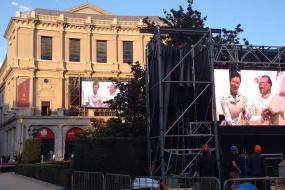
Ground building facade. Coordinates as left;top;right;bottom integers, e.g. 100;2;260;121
0;3;159;160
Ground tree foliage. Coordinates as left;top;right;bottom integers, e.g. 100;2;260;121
213;24;249;45
21;139;41;163
85;61;146;137
107;61;146;125
161;0;207;47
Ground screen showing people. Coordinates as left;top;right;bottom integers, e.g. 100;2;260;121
81;80;119;108
215;69;285;126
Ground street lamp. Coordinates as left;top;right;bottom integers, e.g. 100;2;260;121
28;127;38;137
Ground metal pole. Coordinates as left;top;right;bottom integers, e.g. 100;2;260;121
208;29;222;180
145;44;152;175
156;27;165;178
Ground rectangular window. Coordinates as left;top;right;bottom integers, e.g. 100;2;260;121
123;41;133;64
96;40;107;63
41;36;52;60
41;101;51;116
69;38;80;62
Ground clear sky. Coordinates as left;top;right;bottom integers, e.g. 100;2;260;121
1;0;285;64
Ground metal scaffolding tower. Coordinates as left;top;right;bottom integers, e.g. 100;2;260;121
144;27;221;178
144;27;285;179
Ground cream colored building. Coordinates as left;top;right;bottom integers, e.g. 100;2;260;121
0;3;159;161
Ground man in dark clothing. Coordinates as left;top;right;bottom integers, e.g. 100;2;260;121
198;144;216;177
248;144;266;190
196;144;218;190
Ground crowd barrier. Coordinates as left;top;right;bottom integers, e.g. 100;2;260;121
72;171;105;190
71;171;221;190
105;173;132;190
163;176;220;190
71;171;285;190
223;176;285;190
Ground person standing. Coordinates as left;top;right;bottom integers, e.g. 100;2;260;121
221;71;251;125
197;144;218;190
248;145;266;190
198;144;216;177
227;146;242;189
228;145;242;178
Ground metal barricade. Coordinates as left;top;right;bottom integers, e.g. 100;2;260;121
223;176;285;190
105;173;132;190
72;171;105;190
164;176;221;190
71;172;221;190
132;176;220;190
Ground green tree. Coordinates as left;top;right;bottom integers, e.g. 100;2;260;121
21;139;41;163
107;61;146;133
161;0;207;47
213;24;249;45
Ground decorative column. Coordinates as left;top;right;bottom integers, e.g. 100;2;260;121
112;23;119;74
58;71;65;112
11;127;16;158
4;130;8;156
14;27;19;65
55;125;64;160
32;71;37;110
8;129;12;158
15;121;22;155
31;12;37;66
141;35;145;65
58;15;66;112
58;14;65;70
85;16;93;73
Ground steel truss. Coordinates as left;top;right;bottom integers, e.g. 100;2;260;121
214;44;285;68
144;27;285;179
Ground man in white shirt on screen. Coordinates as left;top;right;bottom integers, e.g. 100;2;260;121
86;81;104;107
249;75;274;125
268;71;285;125
107;83;118;100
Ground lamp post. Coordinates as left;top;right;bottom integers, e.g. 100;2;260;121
28;127;38;138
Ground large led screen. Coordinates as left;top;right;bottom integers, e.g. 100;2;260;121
214;69;285;126
81;80;120;108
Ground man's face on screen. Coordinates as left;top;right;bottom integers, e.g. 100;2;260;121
259;77;271;95
93;84;99;95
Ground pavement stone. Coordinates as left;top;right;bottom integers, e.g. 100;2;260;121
0;172;65;190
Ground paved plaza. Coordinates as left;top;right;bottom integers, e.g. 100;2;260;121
0;172;65;190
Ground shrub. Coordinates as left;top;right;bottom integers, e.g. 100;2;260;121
21;139;41;163
73;137;147;176
15;163;71;188
0;165;15;173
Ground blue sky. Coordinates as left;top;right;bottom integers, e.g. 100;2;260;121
1;0;285;64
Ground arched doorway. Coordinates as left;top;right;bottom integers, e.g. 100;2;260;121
33;127;54;160
65;127;82;160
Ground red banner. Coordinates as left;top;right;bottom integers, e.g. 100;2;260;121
16;78;30;107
